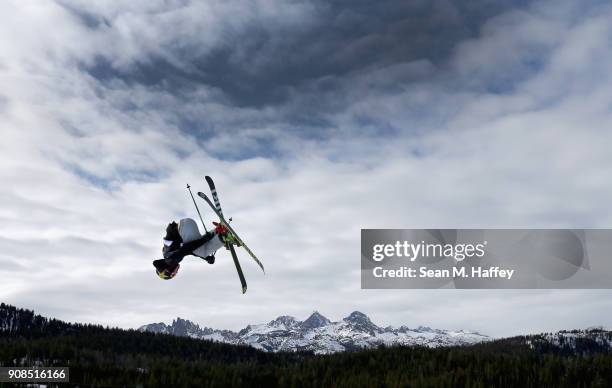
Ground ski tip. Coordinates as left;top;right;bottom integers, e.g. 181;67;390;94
242;286;247;294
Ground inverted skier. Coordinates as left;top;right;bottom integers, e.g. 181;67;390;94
153;218;239;280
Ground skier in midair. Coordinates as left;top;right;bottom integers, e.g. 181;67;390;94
153;218;238;280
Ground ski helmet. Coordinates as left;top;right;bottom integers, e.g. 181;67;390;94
155;261;180;280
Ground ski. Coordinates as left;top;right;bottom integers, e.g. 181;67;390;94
229;245;247;294
204;176;247;294
205;176;223;217
198;191;265;273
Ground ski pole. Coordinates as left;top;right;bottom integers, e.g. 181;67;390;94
186;183;208;232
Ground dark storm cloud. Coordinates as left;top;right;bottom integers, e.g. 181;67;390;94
72;0;534;109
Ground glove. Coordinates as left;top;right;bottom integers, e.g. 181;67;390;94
213;221;228;235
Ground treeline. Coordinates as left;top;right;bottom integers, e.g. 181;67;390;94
1;303;611;387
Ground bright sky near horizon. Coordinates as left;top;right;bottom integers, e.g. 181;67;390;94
1;0;612;336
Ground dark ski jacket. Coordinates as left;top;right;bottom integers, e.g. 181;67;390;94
163;232;215;263
154;222;216;273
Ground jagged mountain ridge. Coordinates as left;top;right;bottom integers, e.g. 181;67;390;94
1;303;610;358
139;310;489;354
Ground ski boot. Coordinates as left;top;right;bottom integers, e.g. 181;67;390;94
213;222;241;249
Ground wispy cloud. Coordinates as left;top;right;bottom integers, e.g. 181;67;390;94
0;0;611;336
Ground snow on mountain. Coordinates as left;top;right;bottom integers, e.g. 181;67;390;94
2;303;609;356
526;329;612;353
139;318;236;342
138;311;489;354
300;311;331;330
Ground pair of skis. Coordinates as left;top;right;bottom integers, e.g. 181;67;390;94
199;176;264;294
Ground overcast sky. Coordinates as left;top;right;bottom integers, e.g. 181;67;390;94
1;0;612;337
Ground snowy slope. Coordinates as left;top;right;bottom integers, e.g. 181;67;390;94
525;328;612;354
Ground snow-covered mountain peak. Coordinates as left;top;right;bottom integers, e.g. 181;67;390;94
269;315;298;328
344;311;372;324
300;311;331;330
170;317;202;336
343;311;380;334
139;322;169;334
413;325;445;334
139;311;491;354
